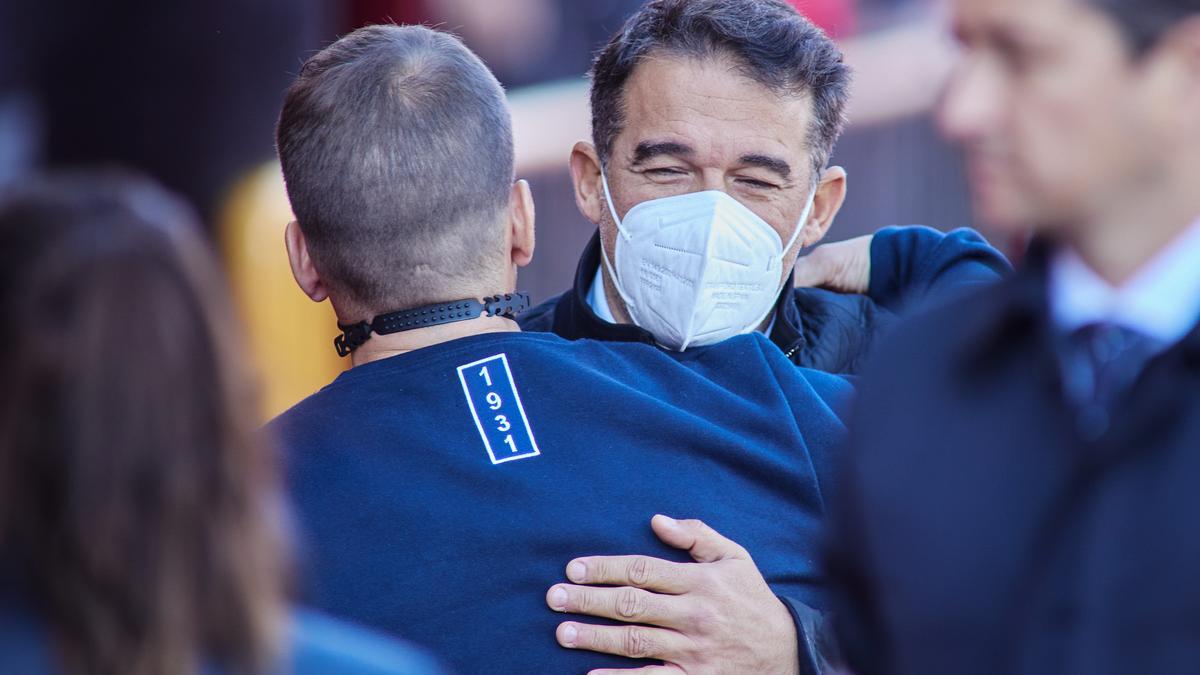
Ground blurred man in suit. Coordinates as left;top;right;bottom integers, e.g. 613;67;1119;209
828;0;1200;672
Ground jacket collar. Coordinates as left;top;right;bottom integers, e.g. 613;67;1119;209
961;239;1200;374
553;231;805;356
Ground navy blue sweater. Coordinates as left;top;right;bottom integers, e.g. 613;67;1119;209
520;226;1011;374
274;332;852;674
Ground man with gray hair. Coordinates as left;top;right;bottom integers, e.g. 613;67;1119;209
273;23;858;674
535;1;1006;671
520;0;1010;372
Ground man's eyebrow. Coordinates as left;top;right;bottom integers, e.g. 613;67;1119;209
632;141;694;165
739;153;792;181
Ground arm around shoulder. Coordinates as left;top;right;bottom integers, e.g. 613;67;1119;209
867;225;1012;311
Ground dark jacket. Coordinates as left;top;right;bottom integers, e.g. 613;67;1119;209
827;246;1200;675
520;226;1011;374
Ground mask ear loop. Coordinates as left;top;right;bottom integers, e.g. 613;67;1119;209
743;188;818;336
781;190;816;261
597;168;639;312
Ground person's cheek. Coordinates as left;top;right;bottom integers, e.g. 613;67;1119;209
766;193;804;233
1008;89;1065;206
1029;89;1104;215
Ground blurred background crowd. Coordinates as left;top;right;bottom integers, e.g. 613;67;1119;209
0;0;990;417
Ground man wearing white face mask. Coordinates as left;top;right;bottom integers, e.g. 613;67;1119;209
596;171;817;351
531;0;1010;672
520;0;1011;370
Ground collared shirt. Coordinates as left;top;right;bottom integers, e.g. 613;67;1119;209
1050;216;1200;349
587;266;778;338
587;266;618;324
826;241;1200;675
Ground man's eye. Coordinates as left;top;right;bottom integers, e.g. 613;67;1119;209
738;178;778;190
994;38;1035;74
646;168;687;176
999;47;1025;69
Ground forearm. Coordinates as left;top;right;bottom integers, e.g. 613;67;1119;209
867;225;1011;311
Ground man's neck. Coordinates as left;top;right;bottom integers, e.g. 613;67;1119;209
350;315;521;367
1067;166;1200;286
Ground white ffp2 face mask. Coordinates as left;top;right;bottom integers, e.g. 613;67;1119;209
598;172;815;351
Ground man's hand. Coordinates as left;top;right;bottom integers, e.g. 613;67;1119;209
793;235;873;294
545;515;800;675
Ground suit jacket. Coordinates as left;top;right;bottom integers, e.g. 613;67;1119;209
827;246;1200;675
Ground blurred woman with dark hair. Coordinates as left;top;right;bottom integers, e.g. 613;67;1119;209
0;170;440;675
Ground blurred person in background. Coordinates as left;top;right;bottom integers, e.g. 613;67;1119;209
358;0;854;89
273;23;867;674
0;171;441;675
3;0;330;223
826;0;1200;672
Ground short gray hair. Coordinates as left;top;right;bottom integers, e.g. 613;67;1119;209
276;25;514;313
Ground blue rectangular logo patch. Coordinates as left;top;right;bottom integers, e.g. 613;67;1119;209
456;353;540;465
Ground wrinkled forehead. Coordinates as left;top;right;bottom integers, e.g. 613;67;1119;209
619;53;818;172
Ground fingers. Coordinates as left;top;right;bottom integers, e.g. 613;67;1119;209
792;246;834;288
565;554;692;594
546;583;693;627
790;236;872;293
556;621;693;661
650;515;750;563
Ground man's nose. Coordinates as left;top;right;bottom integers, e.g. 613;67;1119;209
938;57;1001;145
698;169;725;193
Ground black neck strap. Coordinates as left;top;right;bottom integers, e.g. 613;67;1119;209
334;292;531;357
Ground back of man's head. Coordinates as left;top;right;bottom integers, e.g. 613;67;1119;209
277;25;514;315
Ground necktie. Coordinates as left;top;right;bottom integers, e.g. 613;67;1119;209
1061;323;1163;439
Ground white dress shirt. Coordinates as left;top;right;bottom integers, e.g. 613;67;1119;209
1050;216;1200;350
588;266;619;324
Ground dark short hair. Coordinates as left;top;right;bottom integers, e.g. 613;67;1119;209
277;25;514;314
590;0;851;176
0;170;286;675
1090;0;1200;53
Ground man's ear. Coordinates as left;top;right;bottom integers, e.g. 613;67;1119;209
509;179;536;268
284;220;329;302
1159;17;1200;120
800;166;848;248
569;141;605;226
